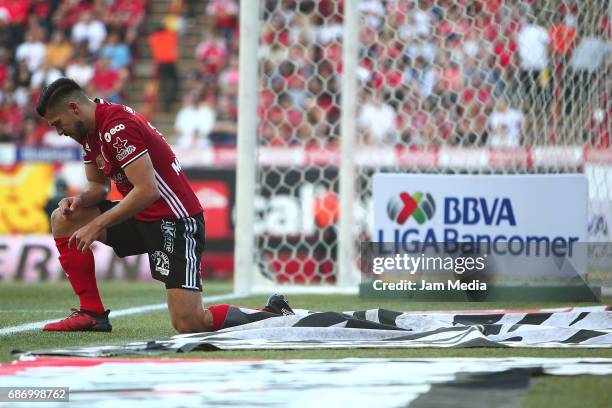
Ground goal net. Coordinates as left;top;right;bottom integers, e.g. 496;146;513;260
236;0;611;294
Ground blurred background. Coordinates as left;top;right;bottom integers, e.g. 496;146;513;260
0;0;609;285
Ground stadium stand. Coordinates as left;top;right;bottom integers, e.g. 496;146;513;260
0;1;607;149
172;0;610;149
0;0;146;145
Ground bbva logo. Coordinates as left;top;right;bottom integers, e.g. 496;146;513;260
387;192;435;225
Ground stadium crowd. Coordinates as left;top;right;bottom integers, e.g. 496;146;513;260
0;0;145;145
0;0;607;149
176;0;609;149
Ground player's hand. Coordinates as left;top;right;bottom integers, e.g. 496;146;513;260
68;221;103;253
58;196;82;218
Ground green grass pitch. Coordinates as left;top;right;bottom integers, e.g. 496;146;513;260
0;281;611;407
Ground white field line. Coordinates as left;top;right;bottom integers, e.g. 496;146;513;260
0;310;67;313
0;293;241;337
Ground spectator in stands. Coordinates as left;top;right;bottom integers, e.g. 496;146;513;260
174;93;201;147
0;48;9;89
175;93;215;148
149;23;179;112
358;90;396;145
548;11;576;58
405;35;437;64
13;60;32;102
219;55;239;95
54;0;94;31
89;56;125;103
99;31;131;70
24;116;48;145
488;98;523;147
0;0;29;48
404;55;435;98
45;30;73;70
15;30;46;73
106;0;146;46
439;59;463;94
0;93;22;142
567;33;611;115
209;94;237;144
30;62;62;89
453;116;487;147
0;120;9;142
516;15;550;102
195;28;228;78
65;48;94;88
30;0;54;38
585;104;610;149
206;0;238;40
412;0;433;37
359;0;385;30
71;10;106;54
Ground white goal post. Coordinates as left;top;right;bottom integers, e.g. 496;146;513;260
235;0;362;295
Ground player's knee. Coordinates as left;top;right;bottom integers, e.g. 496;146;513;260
171;311;213;334
50;208;68;237
172;318;202;334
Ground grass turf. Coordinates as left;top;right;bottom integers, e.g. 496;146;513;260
1;281;611;361
0;281;610;407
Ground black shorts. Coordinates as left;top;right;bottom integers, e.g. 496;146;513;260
98;200;205;291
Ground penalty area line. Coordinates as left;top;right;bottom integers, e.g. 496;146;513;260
0;293;242;337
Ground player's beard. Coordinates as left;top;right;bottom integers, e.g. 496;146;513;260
73;120;88;143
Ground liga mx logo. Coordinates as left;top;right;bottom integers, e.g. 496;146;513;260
387;192;436;225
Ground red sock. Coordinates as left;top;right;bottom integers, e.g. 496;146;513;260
55;237;105;314
207;305;266;331
207;304;230;331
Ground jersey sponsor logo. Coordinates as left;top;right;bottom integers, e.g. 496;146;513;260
113;137;137;161
104;123;125;142
171;157;182;175
123;105;135;114
161;220;176;253
151;251;170;276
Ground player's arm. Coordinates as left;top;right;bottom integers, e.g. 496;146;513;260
68;153;160;252
59;164;109;216
90;153;160;229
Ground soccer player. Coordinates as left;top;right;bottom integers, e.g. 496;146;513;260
36;78;293;333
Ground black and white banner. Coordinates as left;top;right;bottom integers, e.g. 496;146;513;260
20;306;612;358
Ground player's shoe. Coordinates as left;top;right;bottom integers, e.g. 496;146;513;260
263;294;295;315
43;308;112;332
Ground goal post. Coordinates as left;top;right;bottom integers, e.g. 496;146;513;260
234;0;260;296
337;0;360;289
235;0;362;295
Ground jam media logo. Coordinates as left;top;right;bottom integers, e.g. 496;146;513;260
387;192;435;225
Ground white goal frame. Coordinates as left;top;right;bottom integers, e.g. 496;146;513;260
234;0;361;295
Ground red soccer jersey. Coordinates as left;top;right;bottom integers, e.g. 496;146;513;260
82;99;203;221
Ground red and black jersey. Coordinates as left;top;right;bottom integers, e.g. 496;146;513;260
82;98;203;221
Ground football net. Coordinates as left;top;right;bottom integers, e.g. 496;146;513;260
235;0;611;294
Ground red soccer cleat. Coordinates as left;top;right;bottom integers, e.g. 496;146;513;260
43;308;112;332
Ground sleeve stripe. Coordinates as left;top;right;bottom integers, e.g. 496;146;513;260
84;160;93;164
120;149;149;169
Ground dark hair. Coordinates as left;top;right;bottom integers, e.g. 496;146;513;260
36;77;84;117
